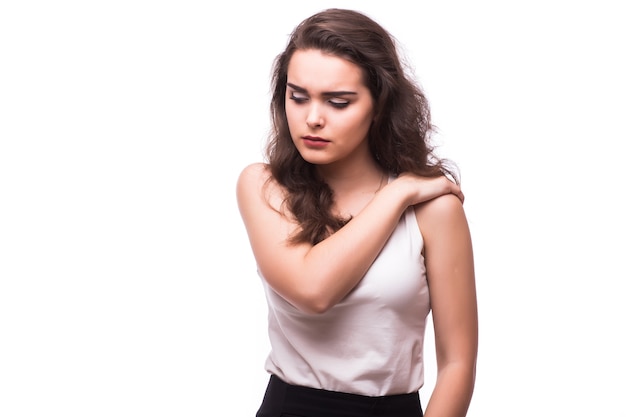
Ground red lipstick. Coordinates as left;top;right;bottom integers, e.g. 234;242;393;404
302;135;330;148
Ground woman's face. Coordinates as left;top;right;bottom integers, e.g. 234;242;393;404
285;49;375;167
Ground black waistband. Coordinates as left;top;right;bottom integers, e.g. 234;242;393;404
256;375;423;417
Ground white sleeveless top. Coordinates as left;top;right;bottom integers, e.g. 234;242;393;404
259;207;429;397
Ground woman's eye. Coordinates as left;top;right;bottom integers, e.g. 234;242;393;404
289;93;308;103
329;99;349;109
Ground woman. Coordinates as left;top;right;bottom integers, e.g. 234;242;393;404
237;8;477;417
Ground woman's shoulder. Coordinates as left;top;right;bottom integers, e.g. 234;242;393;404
238;162;269;179
415;193;464;217
414;193;467;236
236;162;285;211
412;192;471;258
237;162;270;191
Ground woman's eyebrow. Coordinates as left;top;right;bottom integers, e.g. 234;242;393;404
286;82;357;97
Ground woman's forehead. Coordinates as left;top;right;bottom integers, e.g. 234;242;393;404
286;49;366;92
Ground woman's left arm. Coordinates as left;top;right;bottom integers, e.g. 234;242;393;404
415;194;478;417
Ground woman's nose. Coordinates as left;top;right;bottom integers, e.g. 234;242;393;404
306;103;324;128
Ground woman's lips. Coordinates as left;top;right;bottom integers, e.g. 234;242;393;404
302;136;330;148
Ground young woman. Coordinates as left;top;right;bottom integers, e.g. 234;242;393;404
237;8;478;417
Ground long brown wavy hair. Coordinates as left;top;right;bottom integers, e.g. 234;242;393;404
266;8;458;245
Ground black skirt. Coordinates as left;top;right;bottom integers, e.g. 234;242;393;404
256;375;423;417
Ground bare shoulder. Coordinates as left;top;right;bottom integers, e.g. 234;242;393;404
237;162;270;188
236;162;274;200
236;162;268;208
236;162;286;215
414;193;468;238
415;193;465;219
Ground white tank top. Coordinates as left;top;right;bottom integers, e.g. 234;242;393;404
259;207;429;397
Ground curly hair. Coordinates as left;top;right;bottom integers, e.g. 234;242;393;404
266;8;458;244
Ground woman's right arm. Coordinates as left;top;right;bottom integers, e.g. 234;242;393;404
236;163;461;314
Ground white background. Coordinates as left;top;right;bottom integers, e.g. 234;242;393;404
1;1;625;416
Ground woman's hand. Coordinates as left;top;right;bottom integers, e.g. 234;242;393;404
393;173;464;207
